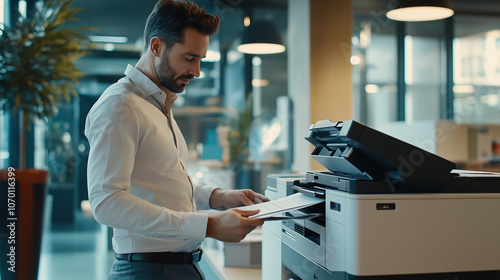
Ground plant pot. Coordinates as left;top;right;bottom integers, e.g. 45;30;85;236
0;169;49;280
49;182;75;224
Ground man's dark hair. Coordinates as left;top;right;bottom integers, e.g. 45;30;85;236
143;0;220;52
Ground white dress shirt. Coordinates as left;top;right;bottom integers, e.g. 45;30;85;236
85;64;217;254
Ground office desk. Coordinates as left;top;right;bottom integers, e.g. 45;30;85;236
200;238;261;280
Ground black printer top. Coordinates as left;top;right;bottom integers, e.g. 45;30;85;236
305;120;458;191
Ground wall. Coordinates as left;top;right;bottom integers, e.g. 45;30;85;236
310;0;353;123
289;0;353;172
288;0;311;172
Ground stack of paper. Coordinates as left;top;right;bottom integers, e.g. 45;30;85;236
235;193;324;219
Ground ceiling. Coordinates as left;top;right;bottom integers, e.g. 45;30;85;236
67;0;288;52
354;0;500;16
66;0;500;53
53;0;500;101
353;0;500;38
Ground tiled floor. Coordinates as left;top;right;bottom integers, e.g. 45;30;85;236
39;211;114;280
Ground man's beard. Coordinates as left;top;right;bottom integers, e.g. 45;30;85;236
156;55;194;93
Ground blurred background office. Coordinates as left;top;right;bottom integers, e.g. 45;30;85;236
1;0;500;279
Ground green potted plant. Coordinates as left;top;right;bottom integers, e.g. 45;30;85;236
0;0;93;279
227;94;254;168
226;94;257;189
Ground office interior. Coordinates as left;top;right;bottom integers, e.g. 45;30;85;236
1;0;500;279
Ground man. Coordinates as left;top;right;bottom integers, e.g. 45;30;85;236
85;1;268;279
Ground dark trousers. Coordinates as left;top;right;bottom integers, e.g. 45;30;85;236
108;257;205;280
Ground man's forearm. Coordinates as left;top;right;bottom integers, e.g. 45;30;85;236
205;209;264;242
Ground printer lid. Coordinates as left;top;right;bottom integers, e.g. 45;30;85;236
305;120;458;190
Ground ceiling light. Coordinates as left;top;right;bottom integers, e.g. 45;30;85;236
237;20;286;55
350;55;361;65
237;43;286;54
252;79;269;87
244;16;251;27
89;35;128;43
203;50;221;62
386;0;454;22
365;84;379;94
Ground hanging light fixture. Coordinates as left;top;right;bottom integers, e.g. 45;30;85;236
237;20;286;55
386;0;454;22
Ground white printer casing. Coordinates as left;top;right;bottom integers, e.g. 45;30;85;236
326;190;500;276
263;175;500;280
262;120;500;280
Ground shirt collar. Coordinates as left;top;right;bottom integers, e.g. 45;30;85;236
124;64;166;103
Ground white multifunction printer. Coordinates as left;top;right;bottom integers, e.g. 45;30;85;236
262;120;500;280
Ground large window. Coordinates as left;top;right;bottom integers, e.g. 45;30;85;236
454;16;500;123
351;14;398;127
405;20;448;122
352;11;500;128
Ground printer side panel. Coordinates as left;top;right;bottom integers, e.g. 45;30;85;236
340;192;500;276
262;175;304;280
262;186;281;280
325;191;347;273
262;223;282;280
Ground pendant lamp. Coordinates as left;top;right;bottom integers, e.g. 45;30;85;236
237;20;286;55
386;0;454;22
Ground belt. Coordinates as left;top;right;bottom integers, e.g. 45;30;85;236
115;248;203;265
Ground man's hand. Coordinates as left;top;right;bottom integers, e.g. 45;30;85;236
206;209;264;242
209;189;270;210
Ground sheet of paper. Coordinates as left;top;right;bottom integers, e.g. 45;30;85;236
234;192;324;219
263;213;322;221
452;169;500;177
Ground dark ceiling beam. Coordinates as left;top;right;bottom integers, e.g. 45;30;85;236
453;9;500;17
